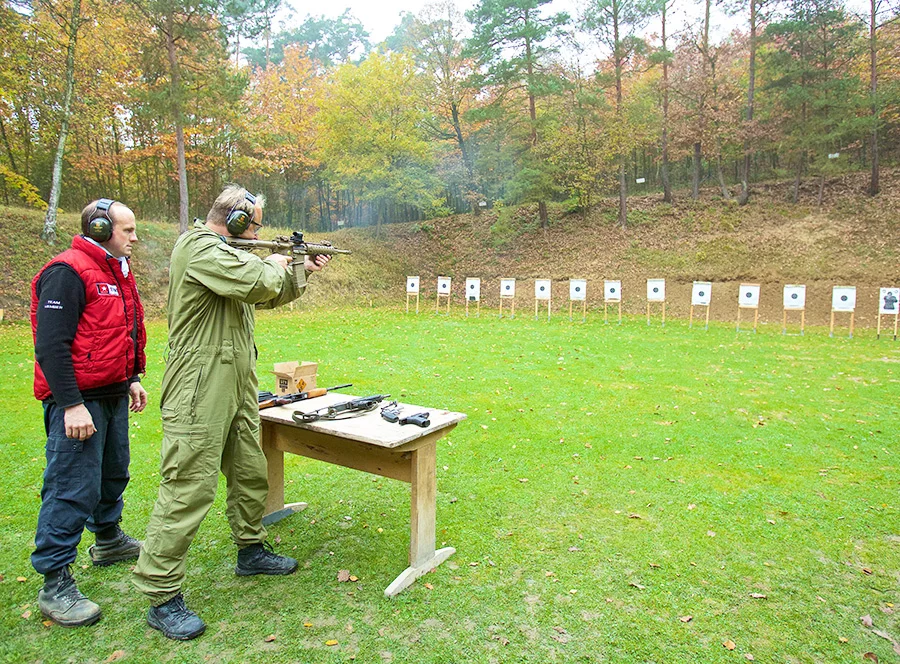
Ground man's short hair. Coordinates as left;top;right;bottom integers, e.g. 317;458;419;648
207;184;266;226
80;199;119;236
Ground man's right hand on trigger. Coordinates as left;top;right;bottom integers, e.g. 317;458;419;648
64;403;96;440
265;253;291;270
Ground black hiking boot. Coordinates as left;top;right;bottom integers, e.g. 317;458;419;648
89;525;142;566
235;542;298;576
38;566;102;627
147;594;206;641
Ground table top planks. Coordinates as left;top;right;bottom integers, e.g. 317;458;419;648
259;393;467;449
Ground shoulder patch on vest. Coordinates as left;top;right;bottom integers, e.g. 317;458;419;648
97;283;120;296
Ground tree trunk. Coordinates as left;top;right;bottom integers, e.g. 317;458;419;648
166;13;189;233
869;0;879;196
524;30;548;229
661;1;672;203
738;0;757;205
692;142;701;199
42;0;82;245
717;153;731;200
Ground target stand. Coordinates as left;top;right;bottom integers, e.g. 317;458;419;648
689;282;712;330
569;279;587;323
782;285;806;336
604;280;622;325
465;278;481;318
499;279;516;318
829;286;856;338
535;280;552;321
406;276;420;314
736;283;760;333
646;279;666;326
435;277;452;315
876;287;899;340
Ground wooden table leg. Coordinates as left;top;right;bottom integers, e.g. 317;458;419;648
260;421;306;525
384;439;455;597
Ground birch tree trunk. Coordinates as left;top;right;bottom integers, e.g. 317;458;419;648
165;12;190;233
42;0;82;245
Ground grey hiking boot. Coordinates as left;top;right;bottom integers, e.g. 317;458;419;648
38;566;102;627
236;542;298;576
147;593;206;641
89;525;142;566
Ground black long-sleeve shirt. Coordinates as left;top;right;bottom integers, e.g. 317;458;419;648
34;263;140;408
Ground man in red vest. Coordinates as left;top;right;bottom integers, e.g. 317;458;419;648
30;198;148;627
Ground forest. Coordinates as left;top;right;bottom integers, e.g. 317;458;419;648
2;0;898;242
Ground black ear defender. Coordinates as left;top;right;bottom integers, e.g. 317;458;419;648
225;191;258;236
87;198;115;242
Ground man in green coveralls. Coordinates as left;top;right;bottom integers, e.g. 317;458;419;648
133;185;329;640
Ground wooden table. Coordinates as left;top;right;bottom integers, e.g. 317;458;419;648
259;393;466;596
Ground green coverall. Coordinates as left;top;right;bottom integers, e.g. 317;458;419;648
133;221;306;605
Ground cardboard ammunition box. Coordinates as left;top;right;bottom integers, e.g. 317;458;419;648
272;361;317;395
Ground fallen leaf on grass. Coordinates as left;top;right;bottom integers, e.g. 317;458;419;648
680;616;693;623
629;514;642;519
424;583;434;590
264;635;276;643
16;577;27;583
649;562;661;568
872;629;900;656
839;637;849;643
349;575;358;582
749;593;767;599
862;568;874;575
707;531;716;537
337;570;351;582
744;654;754;661
42;620;52;628
723;640;736;650
518;478;528;483
687;504;696;510
862;615;874;628
325;639;339;647
104;651;126;663
21;610;31;619
629;582;645;590
568;546;581;552
553;626;567;634
303;622;313;628
862;653;878;662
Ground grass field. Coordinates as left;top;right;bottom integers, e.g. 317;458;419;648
0;307;898;663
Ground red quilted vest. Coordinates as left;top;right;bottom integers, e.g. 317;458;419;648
31;235;147;401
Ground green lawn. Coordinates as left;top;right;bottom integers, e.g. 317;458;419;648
1;307;898;663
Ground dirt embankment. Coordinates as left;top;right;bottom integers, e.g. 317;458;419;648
386;170;899;328
1;169;897;327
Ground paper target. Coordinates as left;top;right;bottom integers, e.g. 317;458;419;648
500;278;516;297
831;286;856;312
879;287;900;315
569;279;587;301
739;284;760;308
783;285;806;310
406;276;419;294
437;277;451;294
647;279;666;302
691;282;712;306
465;277;481;302
604;280;621;302
535;279;551;301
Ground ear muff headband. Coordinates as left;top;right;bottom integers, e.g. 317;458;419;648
87;198;115;242
225;191;258;236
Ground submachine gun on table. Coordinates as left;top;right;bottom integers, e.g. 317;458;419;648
225;231;351;288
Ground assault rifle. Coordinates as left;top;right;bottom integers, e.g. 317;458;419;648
258;383;352;410
225;231;351;288
292;394;389;423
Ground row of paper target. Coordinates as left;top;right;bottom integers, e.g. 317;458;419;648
406;277;900;314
